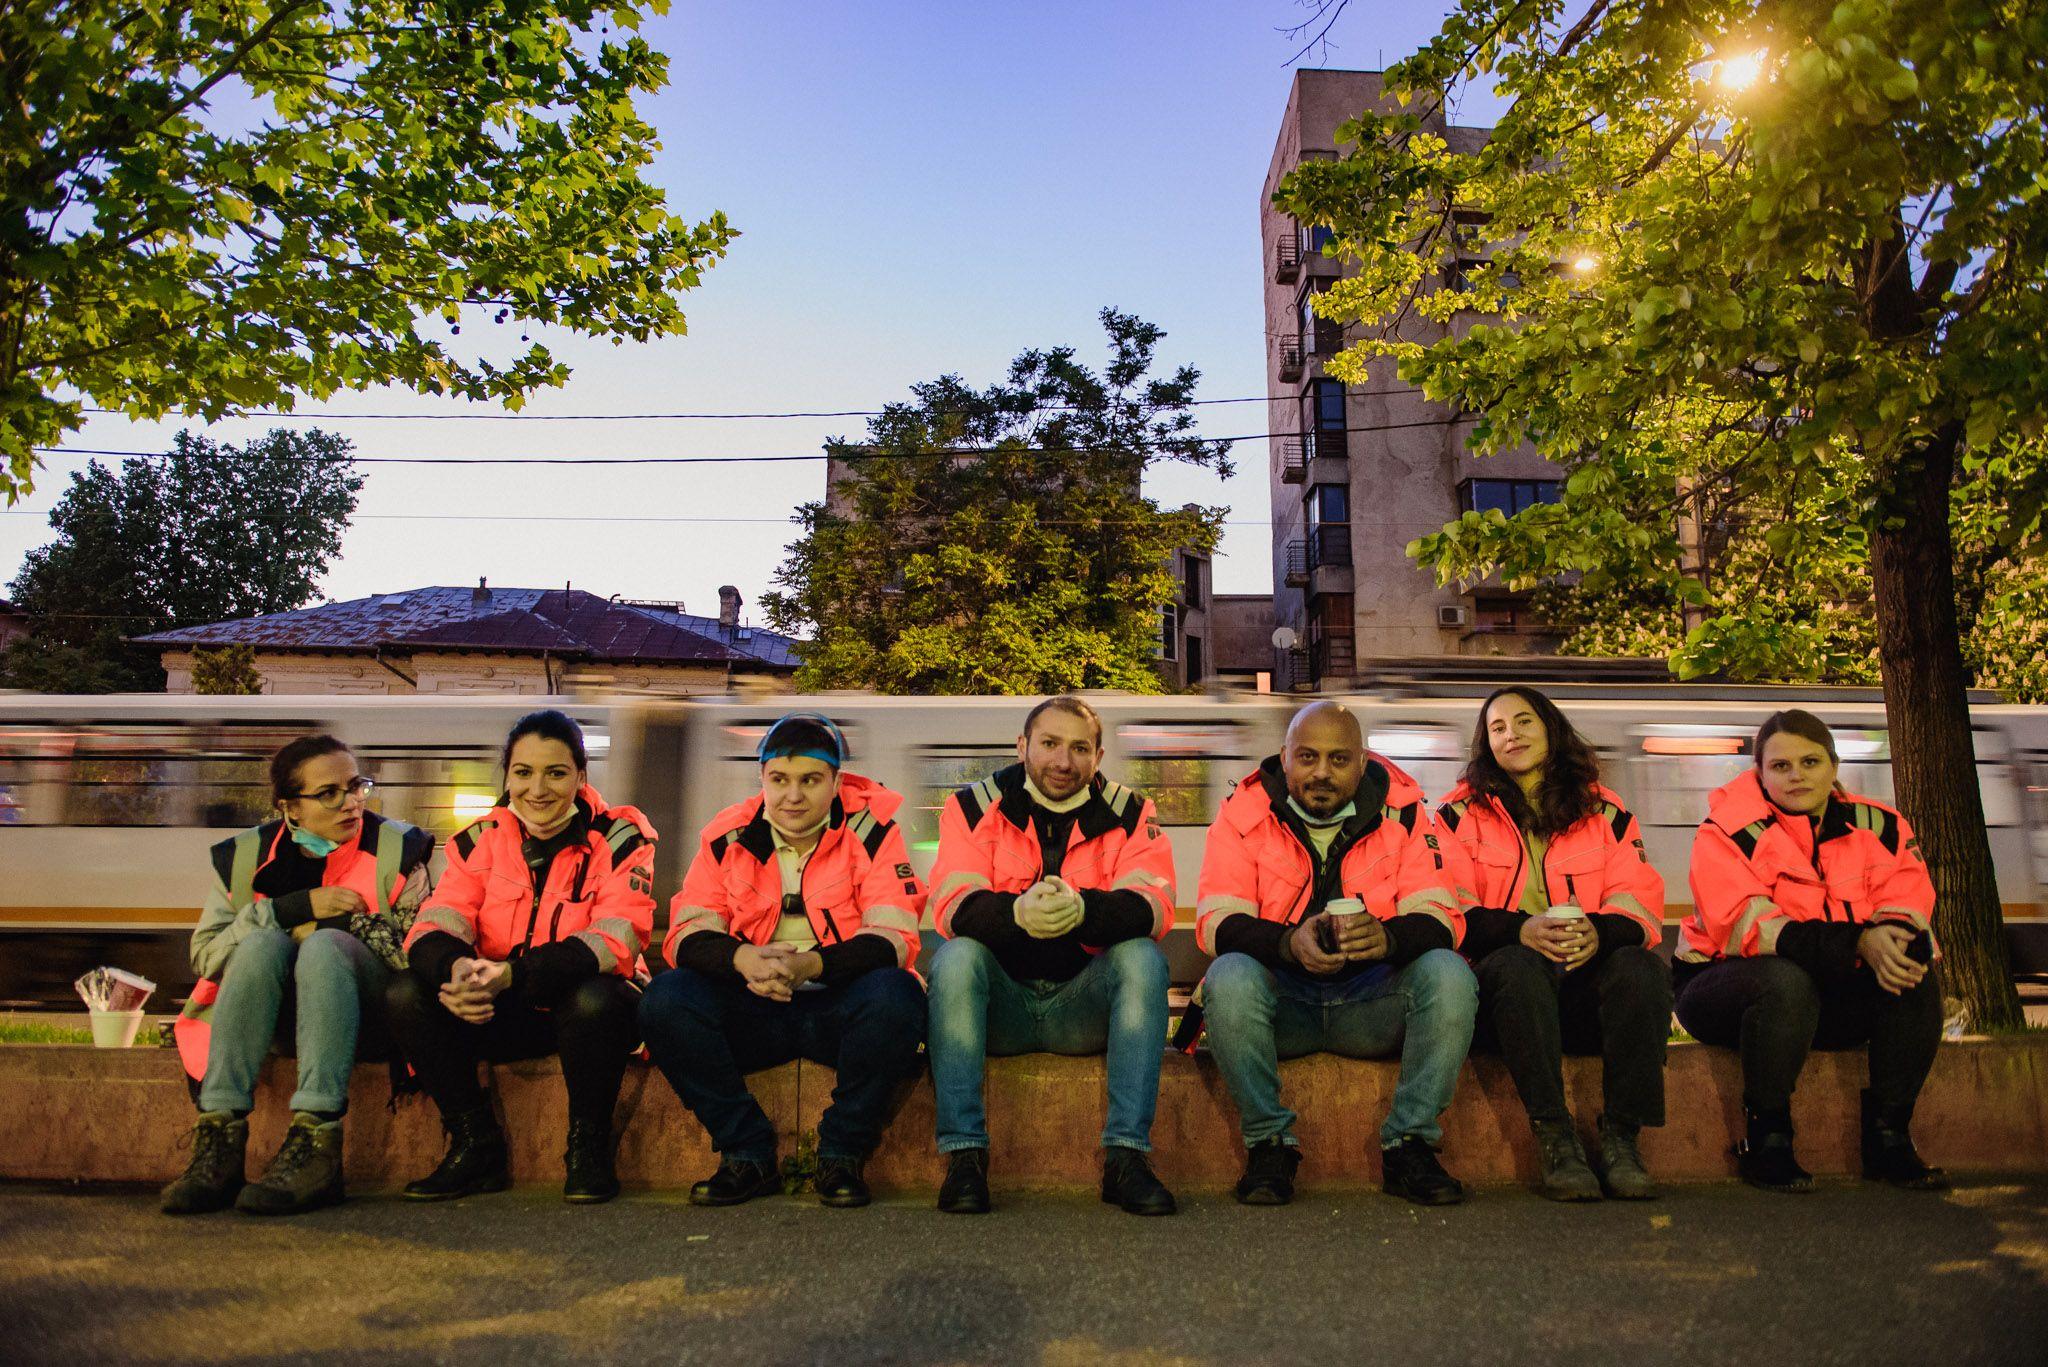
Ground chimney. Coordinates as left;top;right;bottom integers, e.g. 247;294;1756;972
473;577;490;606
718;586;741;630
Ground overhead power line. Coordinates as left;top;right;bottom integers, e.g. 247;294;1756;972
31;416;1475;467
74;387;1429;422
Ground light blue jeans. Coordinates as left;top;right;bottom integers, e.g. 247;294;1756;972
197;926;389;1116
928;935;1170;1153
1201;948;1478;1149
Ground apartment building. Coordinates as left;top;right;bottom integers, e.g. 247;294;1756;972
1262;69;1564;690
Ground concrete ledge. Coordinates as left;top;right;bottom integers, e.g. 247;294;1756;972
3;1039;2044;1191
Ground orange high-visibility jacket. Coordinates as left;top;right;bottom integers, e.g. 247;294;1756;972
1194;755;1462;955
928;764;1176;941
1435;780;1664;949
405;785;656;976
1680;769;1936;962
177;812;434;1081
664;771;926;970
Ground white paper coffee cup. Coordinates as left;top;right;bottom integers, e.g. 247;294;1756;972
1326;898;1366;919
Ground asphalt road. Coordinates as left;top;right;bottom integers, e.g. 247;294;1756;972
2;1178;2045;1366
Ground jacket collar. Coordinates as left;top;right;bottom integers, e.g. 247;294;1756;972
1246;753;1389;849
988;762;1126;842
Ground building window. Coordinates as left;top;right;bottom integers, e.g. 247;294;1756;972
1473;597;1522;633
1298;283;1341;356
1306;483;1348;528
1302;224;1335;258
1158;603;1178;661
1302;379;1345;435
1185;635;1204;685
1458;478;1563;516
1182;556;1204;610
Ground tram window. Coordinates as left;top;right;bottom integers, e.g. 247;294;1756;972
360;749;502;840
1118;722;1245;827
912;747;1017;851
0;723;306;828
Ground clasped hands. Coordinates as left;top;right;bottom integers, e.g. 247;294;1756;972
1857;923;1927;996
441;956;513;1023
1521;913;1598;971
733;943;824;1001
1285;910;1389;975
1013;877;1084;940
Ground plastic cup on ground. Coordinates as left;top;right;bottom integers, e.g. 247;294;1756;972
89;1008;145;1049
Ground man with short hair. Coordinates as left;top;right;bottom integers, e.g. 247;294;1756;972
640;712;927;1209
1194;701;1478;1207
926;696;1179;1215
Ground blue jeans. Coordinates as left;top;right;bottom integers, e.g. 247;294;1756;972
928;935;1170;1154
197;927;390;1116
1201;948;1478;1149
639;966;927;1164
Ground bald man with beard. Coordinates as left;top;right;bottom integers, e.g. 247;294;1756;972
1192;702;1477;1206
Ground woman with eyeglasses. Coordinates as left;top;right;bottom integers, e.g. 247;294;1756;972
162;734;436;1217
386;709;657;1204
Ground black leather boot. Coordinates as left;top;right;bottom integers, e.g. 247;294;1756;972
1101;1146;1177;1216
1736;1107;1813;1192
563;1116;620;1204
404;1107;510;1202
937;1148;991;1214
1861;1089;1948;1190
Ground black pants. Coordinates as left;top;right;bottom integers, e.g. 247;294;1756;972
1673;956;1942;1114
1472;943;1671;1129
385;972;640;1126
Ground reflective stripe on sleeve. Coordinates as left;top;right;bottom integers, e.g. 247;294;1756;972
589;915;643;955
572;929;620;973
668;904;731;937
1194;895;1257;953
412;906;475;944
862;905;920;935
1113;869;1174;937
1873;905;1931;933
1606;892;1660;939
1395;891;1457;933
932;870;994;934
1725;897;1781;956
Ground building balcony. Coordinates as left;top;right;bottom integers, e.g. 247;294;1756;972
1275;235;1301;283
1307;319;1345;358
1280;437;1307;484
1284;539;1310;587
1278;338;1303;382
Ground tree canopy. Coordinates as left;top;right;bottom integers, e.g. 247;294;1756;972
3;428;362;690
2;0;731;497
762;309;1230;694
1279;0;2046;1027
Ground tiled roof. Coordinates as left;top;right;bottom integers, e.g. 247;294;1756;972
133;586;800;670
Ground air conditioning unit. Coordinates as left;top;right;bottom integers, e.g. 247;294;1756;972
1437;604;1470;628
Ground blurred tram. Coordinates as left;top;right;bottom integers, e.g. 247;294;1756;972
3;688;2045;1008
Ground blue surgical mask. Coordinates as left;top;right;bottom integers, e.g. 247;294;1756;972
289;824;341;858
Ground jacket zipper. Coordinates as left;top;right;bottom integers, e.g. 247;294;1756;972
800;838;843;944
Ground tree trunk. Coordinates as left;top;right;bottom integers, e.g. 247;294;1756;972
1869;424;2024;1031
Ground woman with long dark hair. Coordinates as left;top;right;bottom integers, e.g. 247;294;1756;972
1437;687;1670;1200
162;735;435;1216
1678;709;1945;1193
387;709;657;1204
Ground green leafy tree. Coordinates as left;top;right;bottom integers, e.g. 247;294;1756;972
762;310;1230;694
1280;0;2046;1027
3;428;362;690
191;642;264;694
2;0;731;497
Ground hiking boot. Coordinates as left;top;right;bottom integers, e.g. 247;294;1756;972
160;1112;248;1215
403;1107;510;1202
937;1148;991;1215
1736;1107;1813;1193
1861;1089;1948;1191
1234;1137;1302;1206
1101;1146;1176;1217
1596;1116;1658;1200
1381;1136;1465;1206
815;1156;871;1208
690;1156;781;1207
563;1116;620;1204
1532;1118;1602;1202
236;1113;344;1216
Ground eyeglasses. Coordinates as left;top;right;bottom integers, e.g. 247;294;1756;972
289;777;374;810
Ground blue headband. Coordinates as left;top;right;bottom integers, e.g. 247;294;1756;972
758;712;846;770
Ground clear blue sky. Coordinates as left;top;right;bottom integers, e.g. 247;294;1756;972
4;1;1485;624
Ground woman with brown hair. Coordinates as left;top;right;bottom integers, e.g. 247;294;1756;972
1438;686;1670;1201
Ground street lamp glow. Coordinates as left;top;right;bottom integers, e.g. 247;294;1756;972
1570;254;1600;274
1718;50;1767;90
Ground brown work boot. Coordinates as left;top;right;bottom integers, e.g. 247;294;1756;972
236;1112;345;1216
160;1112;248;1215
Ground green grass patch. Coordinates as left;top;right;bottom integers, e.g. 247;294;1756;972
0;1018;96;1045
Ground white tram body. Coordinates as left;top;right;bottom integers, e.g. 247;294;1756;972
3;689;2043;1004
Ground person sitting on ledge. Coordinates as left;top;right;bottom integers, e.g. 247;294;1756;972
1677;709;1947;1193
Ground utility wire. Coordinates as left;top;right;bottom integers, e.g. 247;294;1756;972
30;416;1474;467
